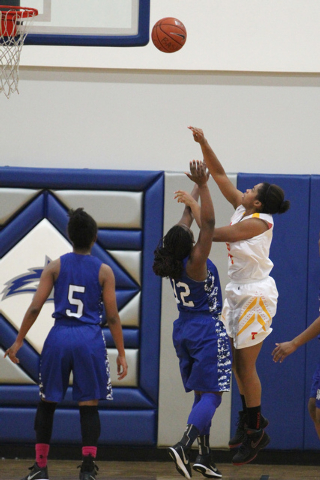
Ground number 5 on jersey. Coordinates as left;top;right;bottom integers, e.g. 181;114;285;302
67;285;85;318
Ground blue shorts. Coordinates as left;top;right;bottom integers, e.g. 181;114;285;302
310;361;320;409
39;320;112;402
172;311;232;393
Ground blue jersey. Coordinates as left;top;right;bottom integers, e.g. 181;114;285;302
170;257;222;316
53;253;103;325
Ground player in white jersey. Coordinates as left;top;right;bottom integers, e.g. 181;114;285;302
178;126;290;466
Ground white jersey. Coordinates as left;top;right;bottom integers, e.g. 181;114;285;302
226;205;274;283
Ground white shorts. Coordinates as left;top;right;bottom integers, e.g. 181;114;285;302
221;276;278;349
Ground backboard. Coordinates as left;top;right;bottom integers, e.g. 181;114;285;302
1;0;150;46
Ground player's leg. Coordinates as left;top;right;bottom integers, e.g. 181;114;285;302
186;315;230;478
308;398;320;440
234;343;262;411
227;279;275;454
167;318;195;479
72;324;108;480
191;391;223;478
20;399;57;480
21;325;68;480
308;364;320;440
228;337;248;448
78;399;100;480
232;344;270;465
315;405;320;440
222;286;251;448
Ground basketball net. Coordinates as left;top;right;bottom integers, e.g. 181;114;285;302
0;6;38;99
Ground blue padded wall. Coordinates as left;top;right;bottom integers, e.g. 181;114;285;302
304;175;320;449
234;174;310;450
0;167;164;446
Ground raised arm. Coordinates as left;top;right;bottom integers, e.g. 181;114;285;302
175;183;201;228
176;183;200;229
100;264;128;380
185;161;215;281
272;315;320;363
4;260;58;364
188;126;243;209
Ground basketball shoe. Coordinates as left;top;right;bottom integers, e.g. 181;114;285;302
228;411;269;448
232;428;270;465
193;453;222;478
21;462;49;480
78;455;99;480
167;442;192;479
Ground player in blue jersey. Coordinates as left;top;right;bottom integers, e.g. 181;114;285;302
272;232;320;441
4;208;128;480
153;160;232;479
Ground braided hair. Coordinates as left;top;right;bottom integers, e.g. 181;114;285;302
67;208;97;249
256;183;290;215
153;225;194;279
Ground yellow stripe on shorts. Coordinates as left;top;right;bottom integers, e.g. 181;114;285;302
237;313;255;336
238;297;257;323
257;313;266;332
258;297;272;320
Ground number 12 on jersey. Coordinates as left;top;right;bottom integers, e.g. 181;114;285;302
171;279;195;307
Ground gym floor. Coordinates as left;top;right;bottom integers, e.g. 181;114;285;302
1;459;319;480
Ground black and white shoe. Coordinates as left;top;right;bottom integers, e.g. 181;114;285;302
20;462;49;480
232;428;270;466
168;442;192;479
193;453;222;478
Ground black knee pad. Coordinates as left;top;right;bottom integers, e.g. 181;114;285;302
79;406;101;446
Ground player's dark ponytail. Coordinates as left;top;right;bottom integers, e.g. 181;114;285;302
153;225;193;280
257;183;290;215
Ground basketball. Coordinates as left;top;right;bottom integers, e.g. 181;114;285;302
151;17;187;53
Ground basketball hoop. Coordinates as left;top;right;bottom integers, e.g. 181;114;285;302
0;5;38;98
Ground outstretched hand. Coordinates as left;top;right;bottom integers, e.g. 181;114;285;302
185;160;208;186
271;341;297;363
188;126;205;144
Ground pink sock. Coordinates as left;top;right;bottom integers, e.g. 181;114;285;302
82;446;97;458
36;443;50;468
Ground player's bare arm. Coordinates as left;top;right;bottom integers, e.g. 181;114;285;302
100;264;128;380
272;316;320;363
186;161;215;281
175;170;201;229
175;188;201;228
4;259;59;364
212;218;268;243
188;126;243;209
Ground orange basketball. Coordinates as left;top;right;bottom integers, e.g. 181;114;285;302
151;17;187;53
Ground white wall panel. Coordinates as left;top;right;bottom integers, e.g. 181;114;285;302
20;1;320;73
